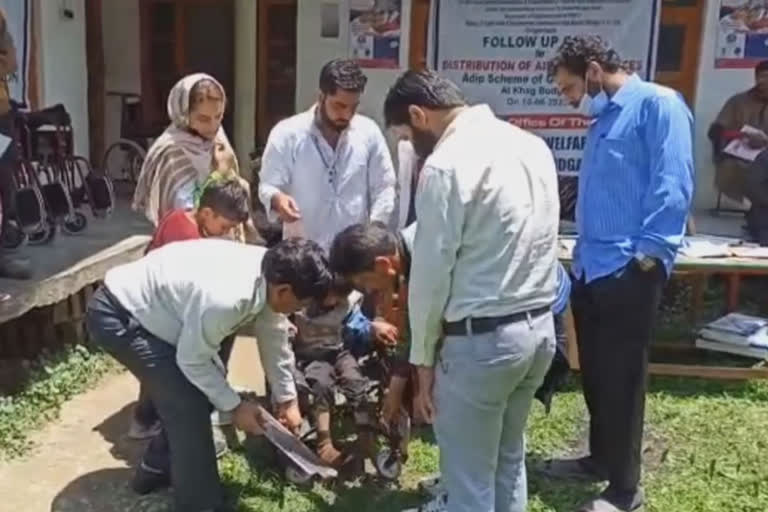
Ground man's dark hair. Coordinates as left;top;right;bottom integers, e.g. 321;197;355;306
383;70;466;127
756;60;768;75
550;35;623;78
263;238;333;301
319;59;368;95
198;179;250;223
329;222;398;277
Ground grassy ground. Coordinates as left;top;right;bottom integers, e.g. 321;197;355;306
217;376;768;512
0;345;119;460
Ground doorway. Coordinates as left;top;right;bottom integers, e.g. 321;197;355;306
654;0;705;106
139;0;235;136
256;0;298;148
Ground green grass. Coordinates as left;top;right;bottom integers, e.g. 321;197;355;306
218;377;768;512
0;344;119;460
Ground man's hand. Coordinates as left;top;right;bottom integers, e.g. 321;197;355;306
413;365;436;424
271;192;301;223
231;400;266;436
371;319;399;347
743;130;768;149
276;398;302;434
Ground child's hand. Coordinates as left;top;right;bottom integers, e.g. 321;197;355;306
371;319;399;347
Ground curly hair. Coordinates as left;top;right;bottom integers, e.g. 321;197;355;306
549;35;623;78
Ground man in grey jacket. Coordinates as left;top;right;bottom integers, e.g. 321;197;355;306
86;238;332;512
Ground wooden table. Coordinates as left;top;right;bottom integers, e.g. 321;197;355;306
558;239;768;380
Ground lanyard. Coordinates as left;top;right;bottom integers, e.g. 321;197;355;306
310;133;338;188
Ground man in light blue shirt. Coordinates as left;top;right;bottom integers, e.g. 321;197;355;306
542;36;694;512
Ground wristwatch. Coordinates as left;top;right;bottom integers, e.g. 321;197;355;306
634;252;657;272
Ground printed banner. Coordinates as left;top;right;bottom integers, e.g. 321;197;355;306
432;0;660;176
716;1;768;68
349;0;402;69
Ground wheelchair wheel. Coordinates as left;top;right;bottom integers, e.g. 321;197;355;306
62;211;88;235
102;139;146;184
0;220;27;250
375;448;403;481
28;219;56;245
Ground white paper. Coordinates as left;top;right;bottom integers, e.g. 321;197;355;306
679;238;732;258
260;406;338;480
730;246;768;259
723;125;768;162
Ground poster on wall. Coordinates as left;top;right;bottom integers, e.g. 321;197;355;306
0;0;31;106
432;0;660;177
715;0;768;68
348;0;402;69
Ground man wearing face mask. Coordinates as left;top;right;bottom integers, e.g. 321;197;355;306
384;70;560;512
258;58;396;252
542;36;694;512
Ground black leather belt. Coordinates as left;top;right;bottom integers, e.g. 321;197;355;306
442;306;551;336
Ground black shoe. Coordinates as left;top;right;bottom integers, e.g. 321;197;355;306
131;463;170;495
535;455;607;483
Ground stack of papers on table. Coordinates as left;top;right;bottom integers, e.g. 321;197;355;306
696;313;768;359
679;237;732;258
730;246;768;259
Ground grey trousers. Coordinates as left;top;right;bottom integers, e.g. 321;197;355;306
434;311;555;512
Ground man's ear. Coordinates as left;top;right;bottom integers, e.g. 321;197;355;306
373;256;395;276
408;105;428;129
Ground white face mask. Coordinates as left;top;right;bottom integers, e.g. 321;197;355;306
577;90;609;118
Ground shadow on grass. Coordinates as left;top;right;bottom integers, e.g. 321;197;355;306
527;455;600;511
223;435;424;512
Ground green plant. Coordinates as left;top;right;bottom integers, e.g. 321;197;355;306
0;344;119;459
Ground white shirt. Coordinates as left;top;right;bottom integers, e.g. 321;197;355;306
396;140;418;230
104;239;296;411
258;106;396;251
408;105;560;366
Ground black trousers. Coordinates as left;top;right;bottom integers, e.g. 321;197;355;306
86;286;224;511
572;260;665;492
134;335;236;427
293;350;367;415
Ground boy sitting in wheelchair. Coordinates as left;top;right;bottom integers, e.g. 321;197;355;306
290;278;398;468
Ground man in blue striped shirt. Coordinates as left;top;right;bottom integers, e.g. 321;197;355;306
542;36;694;512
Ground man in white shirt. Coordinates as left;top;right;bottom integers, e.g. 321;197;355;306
258;58;396;251
85;238;332;512
383;70;560;512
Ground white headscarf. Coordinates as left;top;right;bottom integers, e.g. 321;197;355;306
132;73;239;225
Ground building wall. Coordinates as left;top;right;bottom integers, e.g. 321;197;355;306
692;0;753;210
37;0;89;158
234;0;257;178
295;0;412;128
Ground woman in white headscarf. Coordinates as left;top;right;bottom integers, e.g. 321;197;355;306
132;73;240;226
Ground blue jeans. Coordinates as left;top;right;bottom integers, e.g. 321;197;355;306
85;286;223;512
434;311;555;512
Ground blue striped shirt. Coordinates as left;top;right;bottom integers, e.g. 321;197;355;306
573;75;694;283
552;262;571;316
